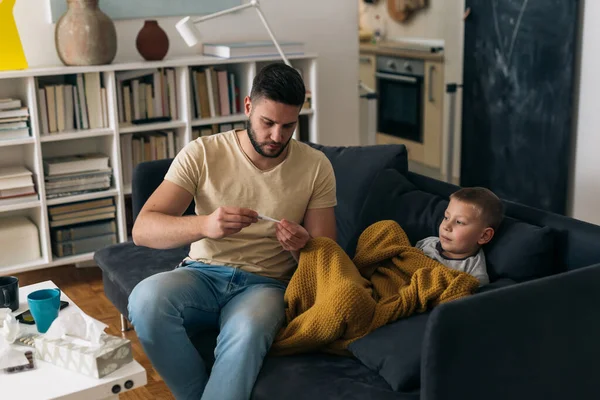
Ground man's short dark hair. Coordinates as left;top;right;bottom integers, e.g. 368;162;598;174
450;187;504;231
250;63;305;107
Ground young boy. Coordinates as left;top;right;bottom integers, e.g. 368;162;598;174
416;187;504;286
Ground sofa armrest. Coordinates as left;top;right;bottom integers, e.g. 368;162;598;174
421;264;600;400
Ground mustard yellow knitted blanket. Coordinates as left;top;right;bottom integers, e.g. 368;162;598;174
270;220;479;355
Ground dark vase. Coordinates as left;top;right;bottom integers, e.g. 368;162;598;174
136;20;169;61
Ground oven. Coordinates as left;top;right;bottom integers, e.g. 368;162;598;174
376;56;424;143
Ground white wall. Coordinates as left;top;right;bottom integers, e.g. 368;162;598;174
13;0;360;146
569;0;600;225
359;0;466;178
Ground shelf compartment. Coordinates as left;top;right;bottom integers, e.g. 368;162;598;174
40;128;114;142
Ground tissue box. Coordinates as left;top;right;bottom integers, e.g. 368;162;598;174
34;333;133;378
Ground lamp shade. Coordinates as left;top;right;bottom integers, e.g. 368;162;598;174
176;16;200;47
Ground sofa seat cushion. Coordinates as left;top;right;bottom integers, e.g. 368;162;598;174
355;169;556;282
94;242;189;311
253;353;418;400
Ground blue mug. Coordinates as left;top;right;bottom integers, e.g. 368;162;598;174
27;288;61;333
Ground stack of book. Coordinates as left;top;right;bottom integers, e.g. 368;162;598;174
189;66;239;119
0;98;30;141
37;72;108;134
120;130;176;178
0;166;37;206
48;198;117;257
43;153;111;199
116;68;178;125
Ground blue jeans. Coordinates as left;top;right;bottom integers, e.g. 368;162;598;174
128;262;287;400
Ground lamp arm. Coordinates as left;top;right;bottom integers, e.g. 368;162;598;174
253;6;291;66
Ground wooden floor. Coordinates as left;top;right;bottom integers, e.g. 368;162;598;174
15;265;175;400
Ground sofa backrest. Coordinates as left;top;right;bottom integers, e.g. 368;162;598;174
131;159;195;221
307;143;408;251
406;171;600;274
130;143;409;253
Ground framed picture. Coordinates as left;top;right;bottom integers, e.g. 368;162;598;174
49;0;242;23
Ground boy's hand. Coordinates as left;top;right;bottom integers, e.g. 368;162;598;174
203;207;258;239
276;219;310;251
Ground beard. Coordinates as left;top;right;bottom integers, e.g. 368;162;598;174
246;118;292;159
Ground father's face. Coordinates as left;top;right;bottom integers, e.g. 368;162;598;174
245;97;299;159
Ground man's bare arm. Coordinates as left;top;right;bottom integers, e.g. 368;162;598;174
132;180;258;249
303;206;336;241
132;180;204;249
285;206;336;261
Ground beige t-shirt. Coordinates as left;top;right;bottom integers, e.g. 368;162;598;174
164;130;337;281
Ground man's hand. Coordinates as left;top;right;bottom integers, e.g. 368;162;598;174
275;219;311;252
203;207;258;239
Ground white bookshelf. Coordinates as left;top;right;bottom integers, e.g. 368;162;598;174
0;54;318;274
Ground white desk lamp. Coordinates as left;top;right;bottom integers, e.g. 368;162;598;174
176;0;291;67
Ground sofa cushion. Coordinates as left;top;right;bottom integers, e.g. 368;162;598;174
94;242;190;316
253;353;418;400
355;169;556;282
348;312;429;392
308;143;408;252
348;278;516;392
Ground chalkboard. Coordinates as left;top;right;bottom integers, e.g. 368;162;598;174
49;0;241;23
461;0;579;214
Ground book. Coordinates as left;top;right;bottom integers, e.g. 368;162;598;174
0;193;38;207
51;219;117;242
48;197;114;216
0;107;29;119
43;153;109;176
203;41;304;58
0;121;27;130
0;166;33;190
50;205;116;221
49;211;116;228
0;99;22;110
52;232;117;257
0;128;29;140
0;185;35;198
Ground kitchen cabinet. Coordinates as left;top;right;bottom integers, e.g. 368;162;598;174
359;54;376;91
423;60;444;168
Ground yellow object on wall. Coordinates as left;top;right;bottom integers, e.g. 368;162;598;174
0;0;28;71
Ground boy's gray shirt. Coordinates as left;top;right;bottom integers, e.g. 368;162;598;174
415;236;489;286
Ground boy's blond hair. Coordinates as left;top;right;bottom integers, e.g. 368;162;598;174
450;187;504;231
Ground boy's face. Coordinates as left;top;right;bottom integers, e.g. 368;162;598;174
438;199;494;259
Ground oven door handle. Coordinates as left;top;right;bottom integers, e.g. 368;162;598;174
375;72;418;84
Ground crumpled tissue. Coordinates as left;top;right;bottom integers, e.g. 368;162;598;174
0;307;26;370
43;306;108;347
34;307;132;378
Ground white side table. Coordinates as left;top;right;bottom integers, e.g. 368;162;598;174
0;280;147;399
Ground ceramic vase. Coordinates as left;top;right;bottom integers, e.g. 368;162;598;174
55;0;117;66
136;20;169;61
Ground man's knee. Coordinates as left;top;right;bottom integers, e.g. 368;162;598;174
128;272;179;324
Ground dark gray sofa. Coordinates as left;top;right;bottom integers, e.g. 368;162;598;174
95;143;600;400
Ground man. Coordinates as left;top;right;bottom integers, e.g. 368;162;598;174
128;63;337;400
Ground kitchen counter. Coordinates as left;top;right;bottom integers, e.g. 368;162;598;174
360;42;444;62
